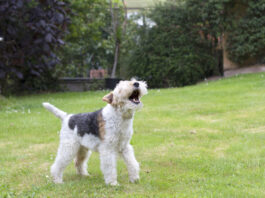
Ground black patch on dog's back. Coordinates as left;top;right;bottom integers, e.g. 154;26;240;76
68;109;102;137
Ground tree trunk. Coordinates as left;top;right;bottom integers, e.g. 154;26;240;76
109;0;127;78
111;42;119;78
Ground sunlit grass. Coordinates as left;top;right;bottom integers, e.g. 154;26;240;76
1;73;265;197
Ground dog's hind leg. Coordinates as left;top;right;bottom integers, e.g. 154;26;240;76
75;146;91;176
121;144;140;183
50;140;79;183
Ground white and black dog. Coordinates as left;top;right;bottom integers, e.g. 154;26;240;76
43;79;148;185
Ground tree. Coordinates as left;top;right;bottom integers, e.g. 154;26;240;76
57;0;128;78
56;0;113;78
109;0;127;78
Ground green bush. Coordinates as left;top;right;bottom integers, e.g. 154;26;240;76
127;1;220;88
226;0;265;64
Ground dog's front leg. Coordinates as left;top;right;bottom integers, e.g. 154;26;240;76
99;146;118;186
121;144;140;183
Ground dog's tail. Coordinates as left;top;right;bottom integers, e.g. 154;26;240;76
42;102;67;120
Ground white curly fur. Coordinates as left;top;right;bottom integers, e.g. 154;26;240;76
43;80;147;185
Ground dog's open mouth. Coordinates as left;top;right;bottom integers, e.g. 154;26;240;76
129;90;140;104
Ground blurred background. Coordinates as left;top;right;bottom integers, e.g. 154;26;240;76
0;0;264;95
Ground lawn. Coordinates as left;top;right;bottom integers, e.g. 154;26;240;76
1;73;265;197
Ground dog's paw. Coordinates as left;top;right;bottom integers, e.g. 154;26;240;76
107;181;120;186
81;172;90;177
129;176;140;183
78;171;90;177
53;179;64;184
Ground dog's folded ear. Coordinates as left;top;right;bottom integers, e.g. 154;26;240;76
102;92;113;104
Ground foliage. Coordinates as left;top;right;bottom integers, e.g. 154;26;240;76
56;0;114;77
127;1;222;88
1;0;264;93
0;0;71;95
126;0;265;87
226;0;265;64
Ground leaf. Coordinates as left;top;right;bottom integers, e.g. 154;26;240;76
39;20;46;28
0;70;5;79
17;0;23;8
31;70;40;76
45;33;53;43
57;1;65;6
43;43;50;53
34;38;43;44
55;13;64;24
57;39;65;45
15;71;23;79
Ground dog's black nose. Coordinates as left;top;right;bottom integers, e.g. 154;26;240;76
133;82;139;88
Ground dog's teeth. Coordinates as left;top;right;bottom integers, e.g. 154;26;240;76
133;98;139;103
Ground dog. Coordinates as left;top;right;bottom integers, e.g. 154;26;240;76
42;79;148;185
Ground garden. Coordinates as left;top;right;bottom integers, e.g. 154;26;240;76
0;0;265;197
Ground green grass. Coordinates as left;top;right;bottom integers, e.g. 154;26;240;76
1;73;265;197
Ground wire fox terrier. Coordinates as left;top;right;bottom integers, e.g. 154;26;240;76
43;79;148;185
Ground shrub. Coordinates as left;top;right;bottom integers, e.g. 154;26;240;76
127;0;265;87
226;0;265;64
0;0;70;95
127;1;221;88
